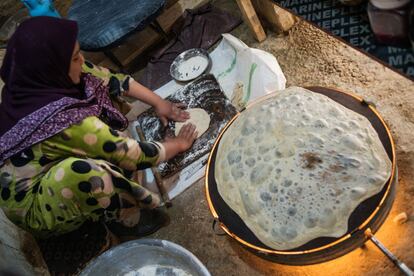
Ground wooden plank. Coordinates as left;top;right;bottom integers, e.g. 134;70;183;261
82;51;106;65
109;27;159;67
235;0;266;42
165;0;179;9
252;0;296;33
96;2;183;69
157;1;183;30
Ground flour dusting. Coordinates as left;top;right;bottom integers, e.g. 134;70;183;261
177;56;209;81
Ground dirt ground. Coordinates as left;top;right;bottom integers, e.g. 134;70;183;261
0;0;413;275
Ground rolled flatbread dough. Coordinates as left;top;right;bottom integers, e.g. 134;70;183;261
175;108;210;138
215;86;392;250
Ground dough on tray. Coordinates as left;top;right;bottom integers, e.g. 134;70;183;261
175;108;210;138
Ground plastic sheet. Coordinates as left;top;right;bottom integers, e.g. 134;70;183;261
210;33;286;106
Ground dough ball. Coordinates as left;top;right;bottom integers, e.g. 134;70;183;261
175;108;210;138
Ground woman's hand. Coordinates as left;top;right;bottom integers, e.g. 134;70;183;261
155;100;190;127
162;123;198;160
174;123;198;152
124;80;189;126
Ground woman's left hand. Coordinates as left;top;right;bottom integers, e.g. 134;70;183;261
155;100;190;126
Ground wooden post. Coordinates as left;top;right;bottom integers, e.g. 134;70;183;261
251;0;297;33
235;0;267;42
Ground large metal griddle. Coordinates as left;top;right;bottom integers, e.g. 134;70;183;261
205;86;400;266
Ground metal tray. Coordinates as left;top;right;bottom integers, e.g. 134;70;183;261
170;48;211;82
80;239;211;276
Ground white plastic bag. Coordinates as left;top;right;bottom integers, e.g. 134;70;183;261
210;33;286;104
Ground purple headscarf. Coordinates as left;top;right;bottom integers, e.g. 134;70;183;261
0;17;127;163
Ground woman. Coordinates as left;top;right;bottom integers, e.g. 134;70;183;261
0;16;197;238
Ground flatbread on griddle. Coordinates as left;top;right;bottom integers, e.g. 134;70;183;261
215;87;392;250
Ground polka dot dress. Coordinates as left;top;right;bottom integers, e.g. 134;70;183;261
0;116;163;238
82;61;131;98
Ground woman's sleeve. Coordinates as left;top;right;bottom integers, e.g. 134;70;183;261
82;61;132;98
42;116;166;171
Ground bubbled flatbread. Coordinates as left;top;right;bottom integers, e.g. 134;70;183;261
215;87;392;250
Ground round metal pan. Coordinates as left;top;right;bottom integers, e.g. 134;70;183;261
205;86;397;265
170;48;212;82
80;239;211;276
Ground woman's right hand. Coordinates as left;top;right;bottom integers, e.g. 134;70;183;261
174;123;198;152
162;123;198;161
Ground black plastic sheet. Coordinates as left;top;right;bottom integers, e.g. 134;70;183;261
136;74;237;178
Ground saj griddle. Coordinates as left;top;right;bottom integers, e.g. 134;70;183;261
205;87;411;275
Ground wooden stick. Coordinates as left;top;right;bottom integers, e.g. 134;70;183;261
236;0;267;42
135;126;172;208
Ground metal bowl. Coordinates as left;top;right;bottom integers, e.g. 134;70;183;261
170;48;211;82
80;239;211;276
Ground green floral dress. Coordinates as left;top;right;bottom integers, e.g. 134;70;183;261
0;63;163;238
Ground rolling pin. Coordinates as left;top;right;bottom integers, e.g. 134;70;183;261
135;126;172;208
